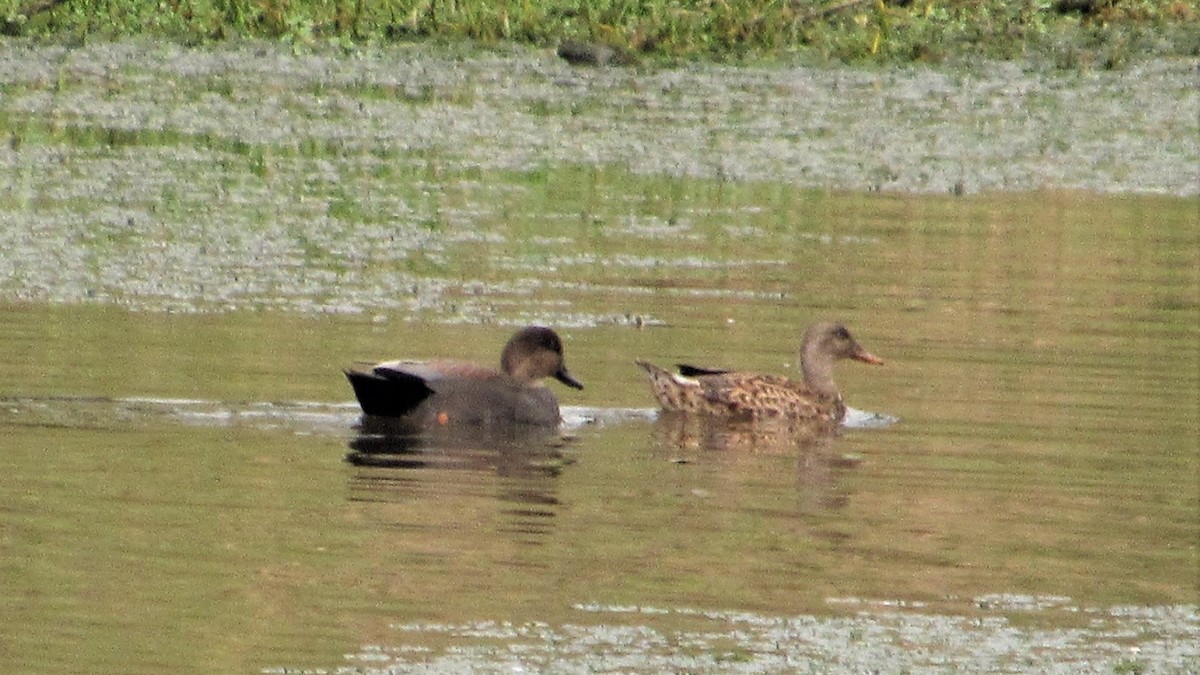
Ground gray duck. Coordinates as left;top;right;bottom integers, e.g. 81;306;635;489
346;326;583;426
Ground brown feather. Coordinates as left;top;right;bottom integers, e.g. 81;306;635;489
635;322;881;425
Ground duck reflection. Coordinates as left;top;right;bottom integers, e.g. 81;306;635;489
345;416;573;541
646;411;843;452
647;412;863;512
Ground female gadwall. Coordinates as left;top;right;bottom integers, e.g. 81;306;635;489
345;326;584;426
636;322;883;423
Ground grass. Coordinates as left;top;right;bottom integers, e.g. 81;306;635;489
0;0;1197;66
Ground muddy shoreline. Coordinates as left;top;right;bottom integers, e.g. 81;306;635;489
1;39;1197;197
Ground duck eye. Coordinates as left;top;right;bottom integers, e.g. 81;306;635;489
834;326;850;340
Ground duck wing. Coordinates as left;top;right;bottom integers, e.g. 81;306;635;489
344;366;433;417
372;359;501;383
676;364;730;377
699;373;837;420
346;360;506;418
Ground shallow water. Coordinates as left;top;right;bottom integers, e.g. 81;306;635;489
1;42;1198;673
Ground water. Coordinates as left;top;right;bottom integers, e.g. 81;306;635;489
1;42;1197;673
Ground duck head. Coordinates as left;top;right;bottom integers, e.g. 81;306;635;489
800;322;883;397
501;326;585;390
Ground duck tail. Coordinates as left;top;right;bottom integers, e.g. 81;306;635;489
634;359;666;375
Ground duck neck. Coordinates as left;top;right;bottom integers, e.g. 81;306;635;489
502;350;541;383
502;355;530;382
800;343;839;399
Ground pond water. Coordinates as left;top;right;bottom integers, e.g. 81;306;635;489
0;41;1197;673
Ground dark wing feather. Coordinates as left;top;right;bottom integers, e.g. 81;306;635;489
345;368;434;417
676;364;730;377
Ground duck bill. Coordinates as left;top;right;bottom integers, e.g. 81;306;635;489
851;347;885;366
555;367;585;390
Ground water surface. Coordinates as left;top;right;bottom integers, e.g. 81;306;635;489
0;41;1197;673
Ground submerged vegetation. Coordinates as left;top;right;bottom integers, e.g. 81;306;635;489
0;0;1197;65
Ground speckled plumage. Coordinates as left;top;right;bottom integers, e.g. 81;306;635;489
636;362;846;422
636;322;883;424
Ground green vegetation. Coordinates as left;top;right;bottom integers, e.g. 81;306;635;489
1112;659;1147;675
0;0;1197;65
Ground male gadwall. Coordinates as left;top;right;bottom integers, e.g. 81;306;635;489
636;322;883;423
345;326;584;426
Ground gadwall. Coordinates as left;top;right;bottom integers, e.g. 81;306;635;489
345;326;584;426
636;322;883;423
